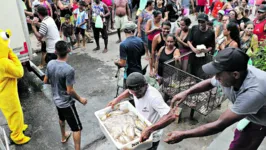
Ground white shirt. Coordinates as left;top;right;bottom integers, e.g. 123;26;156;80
39;16;60;53
133;85;170;142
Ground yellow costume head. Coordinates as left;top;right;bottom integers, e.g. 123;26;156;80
0;29;12;59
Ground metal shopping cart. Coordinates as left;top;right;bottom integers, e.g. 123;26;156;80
0;127;9;150
162;52;226;118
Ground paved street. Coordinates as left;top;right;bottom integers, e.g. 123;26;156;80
0;13;263;150
0;32;224;150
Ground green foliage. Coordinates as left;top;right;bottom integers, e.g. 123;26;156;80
253;46;266;71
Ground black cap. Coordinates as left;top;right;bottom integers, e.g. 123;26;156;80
258;4;266;13
126;72;146;87
79;0;87;6
65;14;71;19
197;13;209;22
202;47;249;75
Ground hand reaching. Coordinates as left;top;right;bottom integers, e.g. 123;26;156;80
164;131;186;144
107;98;119;109
170;91;188;108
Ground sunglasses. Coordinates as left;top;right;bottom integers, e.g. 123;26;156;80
198;20;206;24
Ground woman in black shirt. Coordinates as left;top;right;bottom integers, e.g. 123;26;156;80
150;21;171;76
154;34;180;83
155;0;166;18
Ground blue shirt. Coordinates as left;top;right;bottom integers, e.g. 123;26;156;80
120;36;145;79
74;8;88;29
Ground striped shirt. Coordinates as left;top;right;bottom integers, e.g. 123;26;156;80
39;16;60;53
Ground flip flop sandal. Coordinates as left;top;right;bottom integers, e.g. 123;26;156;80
61;131;72;143
38;65;44;69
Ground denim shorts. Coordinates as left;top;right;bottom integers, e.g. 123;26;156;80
141;30;148;45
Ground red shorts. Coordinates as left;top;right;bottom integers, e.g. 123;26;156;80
179;49;190;60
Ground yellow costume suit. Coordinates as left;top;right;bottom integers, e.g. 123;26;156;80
0;29;30;144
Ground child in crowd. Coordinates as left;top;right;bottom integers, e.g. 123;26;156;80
73;1;88;49
60;14;76;50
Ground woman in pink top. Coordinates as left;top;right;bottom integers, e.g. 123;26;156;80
40;0;53;17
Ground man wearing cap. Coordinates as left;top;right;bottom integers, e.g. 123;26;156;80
187;13;215;79
213;10;224;28
114;22;145;85
107;72;178;150
168;47;266;150
253;4;266;46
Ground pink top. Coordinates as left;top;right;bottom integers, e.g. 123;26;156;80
197;0;206;6
102;0;112;6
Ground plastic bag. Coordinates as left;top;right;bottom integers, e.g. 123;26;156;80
95;15;103;29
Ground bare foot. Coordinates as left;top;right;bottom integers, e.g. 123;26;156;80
102;48;108;53
93;47;100;51
38;65;44;69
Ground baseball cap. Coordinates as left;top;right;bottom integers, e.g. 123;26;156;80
79;0;87;6
124;21;137;31
126;72;147;88
258;4;266;13
197;13;209;22
65;14;71;19
218;10;225;15
202;47;250;75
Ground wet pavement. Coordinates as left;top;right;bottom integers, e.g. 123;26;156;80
0;31;223;150
0;32;225;150
0;52;119;150
0;13;259;149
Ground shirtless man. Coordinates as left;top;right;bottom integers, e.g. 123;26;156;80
114;0;131;43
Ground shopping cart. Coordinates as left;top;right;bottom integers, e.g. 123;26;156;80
162;52;226;118
0;127;9;150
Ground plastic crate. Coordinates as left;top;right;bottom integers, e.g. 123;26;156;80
94;101;153;150
162;54;226;116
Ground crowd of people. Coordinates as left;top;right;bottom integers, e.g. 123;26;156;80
18;0;266;150
22;0;266;77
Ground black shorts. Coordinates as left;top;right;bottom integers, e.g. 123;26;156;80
41;41;46;52
75;27;85;36
45;53;57;64
196;5;205;12
56;104;83;132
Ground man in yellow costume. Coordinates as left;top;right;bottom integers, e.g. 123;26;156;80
0;29;31;145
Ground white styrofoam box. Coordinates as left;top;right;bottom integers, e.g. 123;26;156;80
94;101;153;150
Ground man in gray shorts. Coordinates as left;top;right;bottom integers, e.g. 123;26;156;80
44;41;87;150
167;47;266;150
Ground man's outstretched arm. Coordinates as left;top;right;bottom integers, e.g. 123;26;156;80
164;109;245;144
